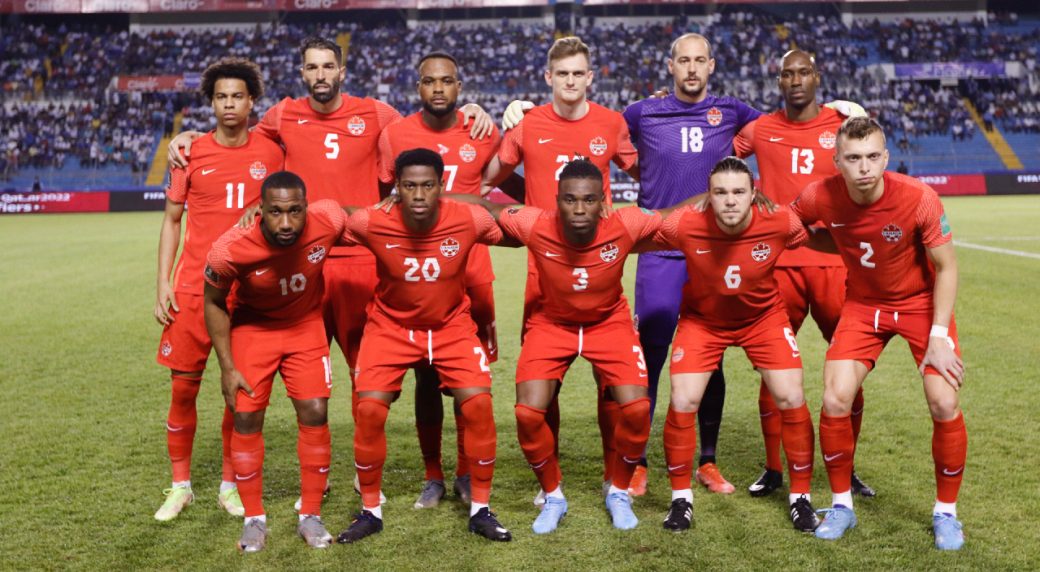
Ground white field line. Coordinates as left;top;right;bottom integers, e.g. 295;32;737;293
954;240;1040;260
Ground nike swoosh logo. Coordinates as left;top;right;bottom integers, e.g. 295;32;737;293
769;137;784;142
477;458;496;466
667;464;685;472
831;222;846;227
638;373;647;378
759;411;773;418
201;168;216;175
236;472;257;480
538;138;553;144
544;251;561;258
530;459;548;469
793;463;811;471
319;467;330;474
385;243;402;249
696;249;711;254
165;422;184;432
622;456;641;464
942;466;964;476
298;119;309;124
355;463;374;471
823;453;843;462
255;268;270;276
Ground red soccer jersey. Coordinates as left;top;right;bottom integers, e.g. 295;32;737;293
205;200;351;327
347;200;503;329
497;102;638;209
256;96;401;257
497;206;661;324
790;171;953;310
377;110;501;285
658;205;808;328
167;132;284;295
735;106;844;267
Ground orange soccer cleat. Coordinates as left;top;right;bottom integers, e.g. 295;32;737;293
628;465;648;497
695;463;735;494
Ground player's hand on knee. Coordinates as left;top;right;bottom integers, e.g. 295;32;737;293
237;204;262;228
155;284;179;326
221;368;253;413
501;100;534;131
920;339;964;390
167;131;203;168
459;103;494;139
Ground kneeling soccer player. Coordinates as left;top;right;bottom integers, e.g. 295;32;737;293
338;148;511;543
204;172;350;552
657;157;820;533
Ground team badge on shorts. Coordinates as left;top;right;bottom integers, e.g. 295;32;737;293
459;143;477;163
161;341;173;357
751;242;772;262
818;130;837;149
589;136;608;156
881;224;903;243
672;347;685;363
706;107;723;126
600;242;620;262
249;161;268;180
308;245;327;263
347;115;366;136
440;237;460;258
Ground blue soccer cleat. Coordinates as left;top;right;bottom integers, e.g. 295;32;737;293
933;513;965;550
532;496;568;534
605;491;639;530
814;506;857;540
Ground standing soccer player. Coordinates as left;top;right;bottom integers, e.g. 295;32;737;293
338;149;511;544
204;172;351;552
790;118;966;550
622;33;761;495
484;36;639;501
377;52;501;509
153;58;283;521
656;157;820;533
734;50;874;498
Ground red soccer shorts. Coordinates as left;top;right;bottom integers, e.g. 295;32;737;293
776;266;847;341
670;308;803;374
322;255;378;370
467;281;498;364
354;309;492;393
516;308;649;388
157;293;211;372
826;301;961;375
231;318;332;412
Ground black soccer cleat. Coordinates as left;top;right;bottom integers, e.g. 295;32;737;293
851;472;876;497
748;468;784;497
336;510;383;544
468;507;512;542
662;498;693;532
789;497;821;532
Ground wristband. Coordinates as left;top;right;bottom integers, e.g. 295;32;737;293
929;325;949;338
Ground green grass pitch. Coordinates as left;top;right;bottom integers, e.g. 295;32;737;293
1;195;1039;570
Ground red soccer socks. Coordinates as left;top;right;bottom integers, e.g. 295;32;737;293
663;408;698;491
297;423;331;516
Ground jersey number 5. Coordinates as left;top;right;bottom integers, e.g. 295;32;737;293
325;133;339;159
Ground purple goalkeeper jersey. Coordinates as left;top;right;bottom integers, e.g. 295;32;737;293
624;94;761;210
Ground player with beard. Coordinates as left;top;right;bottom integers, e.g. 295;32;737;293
377;52;502;509
734;50;874;499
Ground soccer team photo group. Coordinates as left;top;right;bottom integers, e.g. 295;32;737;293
3;2;1039;569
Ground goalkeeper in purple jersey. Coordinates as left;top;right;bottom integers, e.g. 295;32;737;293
621;33;761;496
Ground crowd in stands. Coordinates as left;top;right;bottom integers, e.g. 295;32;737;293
1;10;1038;182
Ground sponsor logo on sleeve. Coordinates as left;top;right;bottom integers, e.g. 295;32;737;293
940;213;952;236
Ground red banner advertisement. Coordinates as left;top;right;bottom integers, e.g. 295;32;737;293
115;75;188;92
3;0;545;11
0;191;110;214
914;174;986;196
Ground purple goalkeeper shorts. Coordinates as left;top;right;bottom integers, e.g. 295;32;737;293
634;253;688;347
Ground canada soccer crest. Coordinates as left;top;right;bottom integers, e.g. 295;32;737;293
588;136;608;157
440;237;460;258
599;243;620;263
751;242;772;262
249;161;267;180
706;107;723;127
881;224;903;243
818;131;837;150
459;143;477;163
308;245;327;263
347;115;366;136
161;341;173;357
